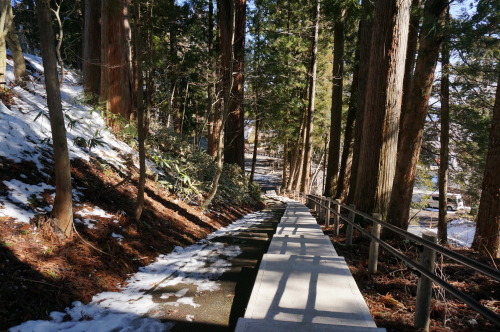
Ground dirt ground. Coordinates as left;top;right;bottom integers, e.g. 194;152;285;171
324;225;500;332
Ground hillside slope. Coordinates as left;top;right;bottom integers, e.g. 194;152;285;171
0;55;258;329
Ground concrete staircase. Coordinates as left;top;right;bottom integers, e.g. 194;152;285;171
235;201;386;331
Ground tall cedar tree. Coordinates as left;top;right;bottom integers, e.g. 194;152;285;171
387;0;448;230
204;0;235;208
472;68;500;258
300;0;320;194
100;0;133;123
224;0;246;170
324;14;344;197
399;0;422;136
353;0;411;218
346;0;373;205
35;0;73;237
83;0;101;96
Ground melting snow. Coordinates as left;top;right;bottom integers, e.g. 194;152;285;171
9;211;273;331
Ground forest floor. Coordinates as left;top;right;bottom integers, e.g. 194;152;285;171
324;225;500;332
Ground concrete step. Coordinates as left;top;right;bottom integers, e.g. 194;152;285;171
235;318;387;332
242;254;379;329
268;234;338;257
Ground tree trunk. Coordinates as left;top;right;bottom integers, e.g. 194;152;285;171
336;59;359;201
100;0;133;124
35;0;73;237
399;0;422;134
83;0;101;96
207;0;220;158
325;16;344;197
132;1;146;221
5;3;28;87
224;0;245;170
346;0;374;205
300;0;320;194
353;0;411;218
387;0;448;229
438;24;450;244
204;0;236;208
249;111;260;182
0;0;9;90
51;1;65;84
472;68;500;258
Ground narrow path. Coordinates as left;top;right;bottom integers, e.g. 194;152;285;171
236;201;386;331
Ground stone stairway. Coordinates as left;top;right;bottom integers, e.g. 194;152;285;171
235;201;386;331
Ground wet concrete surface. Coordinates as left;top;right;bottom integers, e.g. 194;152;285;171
162;198;286;331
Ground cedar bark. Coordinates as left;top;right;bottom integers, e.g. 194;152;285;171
100;0;133;123
387;0;448;229
438;26;450;244
353;0;411;218
346;0;374;205
399;0;422;135
472;68;500;258
224;0;245;170
300;0;320;194
83;0;101;96
35;0;73;237
336;58;359;201
325;17;344;197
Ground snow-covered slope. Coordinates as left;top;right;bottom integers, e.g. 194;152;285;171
0;54;136;225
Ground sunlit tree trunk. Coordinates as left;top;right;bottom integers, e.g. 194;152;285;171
325;15;344;197
353;0;411;218
101;0;133;124
83;0;101;96
387;0;448;228
4;3;28;87
300;0;320;194
472;68;500;258
35;0;73;237
0;0;9;90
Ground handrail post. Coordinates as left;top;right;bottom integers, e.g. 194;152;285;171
415;231;437;331
320;197;325;223
346;204;355;245
325;198;331;227
368;213;382;274
333;202;340;236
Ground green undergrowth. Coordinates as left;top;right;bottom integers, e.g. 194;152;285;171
149;129;262;207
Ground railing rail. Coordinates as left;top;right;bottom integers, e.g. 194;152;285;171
282;190;500;327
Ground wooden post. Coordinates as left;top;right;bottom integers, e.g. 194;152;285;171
346;204;355;245
415;231;437;331
368;213;382;274
333;201;340;236
325;198;331;227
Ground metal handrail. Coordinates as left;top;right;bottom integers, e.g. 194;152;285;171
306;194;500;326
308;194;500;282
